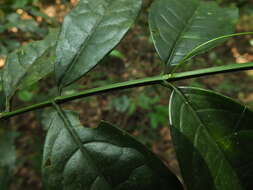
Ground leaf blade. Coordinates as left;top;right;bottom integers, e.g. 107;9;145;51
169;86;253;189
42;110;183;190
171;32;253;73
149;0;238;69
55;0;142;88
2;28;58;103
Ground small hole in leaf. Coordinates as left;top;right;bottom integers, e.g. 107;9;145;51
45;159;52;167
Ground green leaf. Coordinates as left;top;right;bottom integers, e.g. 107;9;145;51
111;95;130;112
169;86;253;190
109;50;125;59
149;0;238;68
0;124;17;190
42;110;183;190
17;89;34;102
179;32;253;65
172;32;253;73
2;28;58;103
55;0;142;88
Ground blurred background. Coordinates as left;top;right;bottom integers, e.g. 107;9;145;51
0;0;252;189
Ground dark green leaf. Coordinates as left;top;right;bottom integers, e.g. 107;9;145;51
169;86;253;190
177;32;253;68
55;0;142;88
0;124;17;190
42;110;183;190
2;28;58;103
149;0;238;68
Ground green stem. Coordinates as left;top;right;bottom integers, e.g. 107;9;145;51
1;62;253;119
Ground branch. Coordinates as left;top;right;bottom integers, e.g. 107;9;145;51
1;62;252;119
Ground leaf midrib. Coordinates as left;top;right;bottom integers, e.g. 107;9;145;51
17;45;55;91
58;0;112;86
4;42;55;99
171;86;243;189
51;105;112;188
166;2;200;66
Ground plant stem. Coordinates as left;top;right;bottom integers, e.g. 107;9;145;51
1;62;253;119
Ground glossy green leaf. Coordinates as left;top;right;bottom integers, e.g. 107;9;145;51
42;110;183;190
169;86;253;190
55;0;142;88
2;28;58;103
149;0;238;68
176;32;253;69
0;124;17;190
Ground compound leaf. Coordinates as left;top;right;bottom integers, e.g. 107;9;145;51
169;86;253;190
42;110;183;190
149;0;238;69
55;0;142;88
